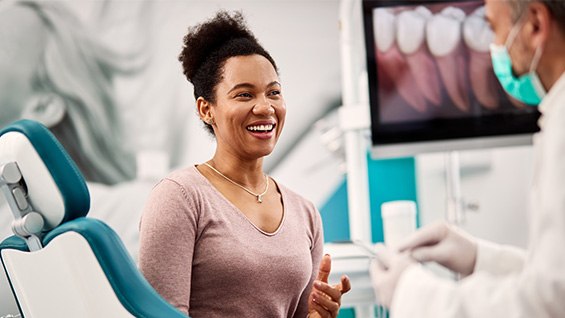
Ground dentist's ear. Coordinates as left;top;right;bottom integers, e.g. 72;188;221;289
21;93;67;127
526;1;551;48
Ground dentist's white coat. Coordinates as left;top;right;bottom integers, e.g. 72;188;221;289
391;73;565;318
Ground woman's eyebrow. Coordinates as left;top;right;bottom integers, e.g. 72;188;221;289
228;81;280;94
228;83;254;94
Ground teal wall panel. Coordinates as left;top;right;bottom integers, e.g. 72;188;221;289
367;156;419;243
320;179;350;243
320;156;419;244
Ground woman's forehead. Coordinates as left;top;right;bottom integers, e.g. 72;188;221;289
220;55;279;88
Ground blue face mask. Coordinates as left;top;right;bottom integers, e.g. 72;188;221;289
489;20;546;106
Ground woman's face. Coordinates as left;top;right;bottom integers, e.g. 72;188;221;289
209;54;286;160
0;5;47;128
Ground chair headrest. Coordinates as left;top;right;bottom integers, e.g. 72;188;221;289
0;119;90;230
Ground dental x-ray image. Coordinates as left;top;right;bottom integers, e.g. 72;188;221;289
363;0;540;150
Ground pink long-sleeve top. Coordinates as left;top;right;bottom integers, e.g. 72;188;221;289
139;166;324;317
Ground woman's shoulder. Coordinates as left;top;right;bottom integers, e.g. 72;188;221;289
162;165;209;187
153;165;213;198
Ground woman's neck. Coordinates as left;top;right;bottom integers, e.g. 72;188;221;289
209;153;265;188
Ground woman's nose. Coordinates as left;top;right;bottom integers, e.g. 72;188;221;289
253;100;275;115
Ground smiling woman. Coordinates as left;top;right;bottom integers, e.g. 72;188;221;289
138;10;350;318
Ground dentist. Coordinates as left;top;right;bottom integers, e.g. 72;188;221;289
371;0;565;316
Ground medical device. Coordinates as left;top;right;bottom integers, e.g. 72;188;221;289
0;120;186;317
363;0;540;158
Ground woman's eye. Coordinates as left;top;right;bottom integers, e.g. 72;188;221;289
236;92;252;98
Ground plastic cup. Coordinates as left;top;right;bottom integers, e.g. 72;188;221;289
381;200;417;247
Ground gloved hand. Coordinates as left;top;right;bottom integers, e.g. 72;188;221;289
369;244;415;308
397;221;478;277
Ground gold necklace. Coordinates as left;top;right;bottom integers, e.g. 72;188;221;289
203;162;269;203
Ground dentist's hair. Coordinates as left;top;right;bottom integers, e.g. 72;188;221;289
18;1;138;184
508;0;565;31
178;10;278;135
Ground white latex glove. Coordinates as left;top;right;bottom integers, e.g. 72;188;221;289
369;244;415;308
397;221;478;276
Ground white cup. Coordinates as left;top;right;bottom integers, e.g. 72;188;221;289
381;200;417;248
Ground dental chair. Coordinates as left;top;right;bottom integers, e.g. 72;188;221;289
0;119;186;317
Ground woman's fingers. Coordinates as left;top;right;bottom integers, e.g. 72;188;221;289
310;300;331;318
312;289;340;315
316;254;332;283
339;275;351;294
314;281;341;302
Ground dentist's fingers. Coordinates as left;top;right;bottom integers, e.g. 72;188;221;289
409;245;445;263
374;243;393;269
396;222;449;252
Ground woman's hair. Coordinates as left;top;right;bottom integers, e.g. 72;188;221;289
178;11;278;135
20;1;138;185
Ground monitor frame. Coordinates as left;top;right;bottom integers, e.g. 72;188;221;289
362;0;540;159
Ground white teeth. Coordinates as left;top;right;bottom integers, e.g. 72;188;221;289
441;6;466;21
414;6;432;19
463;6;494;52
247;124;274;132
373;8;396;52
427;7;466;57
397;7;431;55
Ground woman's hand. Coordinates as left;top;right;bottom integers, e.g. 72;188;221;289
308;254;351;318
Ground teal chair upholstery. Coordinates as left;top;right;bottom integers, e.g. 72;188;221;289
0;119;187;317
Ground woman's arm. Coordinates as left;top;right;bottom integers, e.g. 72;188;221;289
301;208;351;318
139;178;198;315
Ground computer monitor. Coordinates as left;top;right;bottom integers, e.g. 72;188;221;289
362;0;540;158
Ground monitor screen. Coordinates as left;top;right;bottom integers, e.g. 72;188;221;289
363;0;540;158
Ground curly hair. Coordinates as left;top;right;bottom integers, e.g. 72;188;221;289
178;11;278;135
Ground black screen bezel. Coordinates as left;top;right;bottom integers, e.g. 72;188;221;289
362;0;541;147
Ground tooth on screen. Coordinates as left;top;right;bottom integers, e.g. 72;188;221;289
464;6;500;109
427;7;465;57
397;9;427;55
463;6;494;52
396;7;442;106
427;7;471;112
373;8;395;53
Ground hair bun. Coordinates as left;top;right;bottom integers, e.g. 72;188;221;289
179;10;259;83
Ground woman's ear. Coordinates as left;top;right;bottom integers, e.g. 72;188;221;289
21;94;67;127
196;97;214;125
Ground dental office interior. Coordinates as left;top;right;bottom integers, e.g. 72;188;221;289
0;0;537;317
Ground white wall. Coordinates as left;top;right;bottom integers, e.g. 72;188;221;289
416;145;533;248
70;0;343;174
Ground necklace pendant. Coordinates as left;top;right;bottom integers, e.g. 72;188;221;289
257;194;263;203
